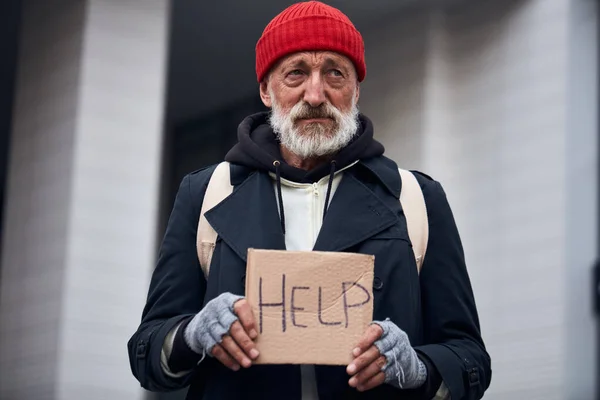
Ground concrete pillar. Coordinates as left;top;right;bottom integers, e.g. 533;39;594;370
0;1;169;399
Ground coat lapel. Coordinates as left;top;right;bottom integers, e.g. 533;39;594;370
206;158;401;259
313;170;399;252
204;171;286;262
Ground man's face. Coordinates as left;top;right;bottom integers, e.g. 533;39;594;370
260;51;360;159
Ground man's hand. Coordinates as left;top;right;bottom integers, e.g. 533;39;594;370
184;293;260;371
346;324;386;391
347;319;428;391
210;298;259;371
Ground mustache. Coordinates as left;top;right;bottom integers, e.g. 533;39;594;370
291;103;337;121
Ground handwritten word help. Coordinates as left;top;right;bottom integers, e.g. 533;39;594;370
258;274;371;333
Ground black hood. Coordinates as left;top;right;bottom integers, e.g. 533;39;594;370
225;111;385;183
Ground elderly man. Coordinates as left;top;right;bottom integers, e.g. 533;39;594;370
128;1;491;399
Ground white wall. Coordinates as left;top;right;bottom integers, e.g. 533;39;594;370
0;1;85;398
0;1;169;399
58;1;169;399
565;0;598;397
360;0;597;398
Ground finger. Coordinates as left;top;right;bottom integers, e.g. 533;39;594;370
349;355;387;388
357;371;385;392
220;335;252;368
234;299;258;339
353;324;383;357
347;345;380;376
211;344;240;371
230;320;259;360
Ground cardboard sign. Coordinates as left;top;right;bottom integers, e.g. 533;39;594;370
245;249;374;365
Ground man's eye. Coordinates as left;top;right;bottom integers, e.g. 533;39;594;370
288;69;303;76
330;69;343;77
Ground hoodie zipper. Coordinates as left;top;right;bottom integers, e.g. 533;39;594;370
312;183;320;244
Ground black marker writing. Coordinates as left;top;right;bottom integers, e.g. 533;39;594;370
259;274;286;333
341;281;371;328
318;286;342;326
291;286;309;328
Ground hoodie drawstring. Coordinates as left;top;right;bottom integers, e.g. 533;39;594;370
273;159;337;235
323;160;337;221
273;161;286;234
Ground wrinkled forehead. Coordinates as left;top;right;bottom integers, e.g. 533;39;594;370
271;51;357;77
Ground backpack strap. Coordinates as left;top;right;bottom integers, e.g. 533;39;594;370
197;162;233;278
398;168;429;273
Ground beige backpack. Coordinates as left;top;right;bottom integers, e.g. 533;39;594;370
196;162;428;278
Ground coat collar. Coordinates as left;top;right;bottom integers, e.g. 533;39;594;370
312;168;399;252
205;156;401;262
229;156;401;195
204;171;286;262
359;156;401;199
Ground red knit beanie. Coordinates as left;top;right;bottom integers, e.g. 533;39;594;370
255;1;366;83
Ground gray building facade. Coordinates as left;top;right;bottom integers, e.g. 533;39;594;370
0;1;597;399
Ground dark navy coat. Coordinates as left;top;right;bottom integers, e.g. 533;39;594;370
128;156;491;399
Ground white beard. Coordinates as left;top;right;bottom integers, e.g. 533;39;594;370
268;89;359;159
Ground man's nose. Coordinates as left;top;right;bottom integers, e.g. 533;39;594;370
303;74;327;107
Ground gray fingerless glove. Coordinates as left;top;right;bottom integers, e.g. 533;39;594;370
184;292;244;357
372;319;427;389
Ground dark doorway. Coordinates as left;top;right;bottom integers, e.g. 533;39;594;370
0;0;22;272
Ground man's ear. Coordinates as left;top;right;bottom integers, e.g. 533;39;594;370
259;80;272;108
354;82;360;104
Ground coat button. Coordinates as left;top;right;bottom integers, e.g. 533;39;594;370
467;368;479;387
373;277;384;290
